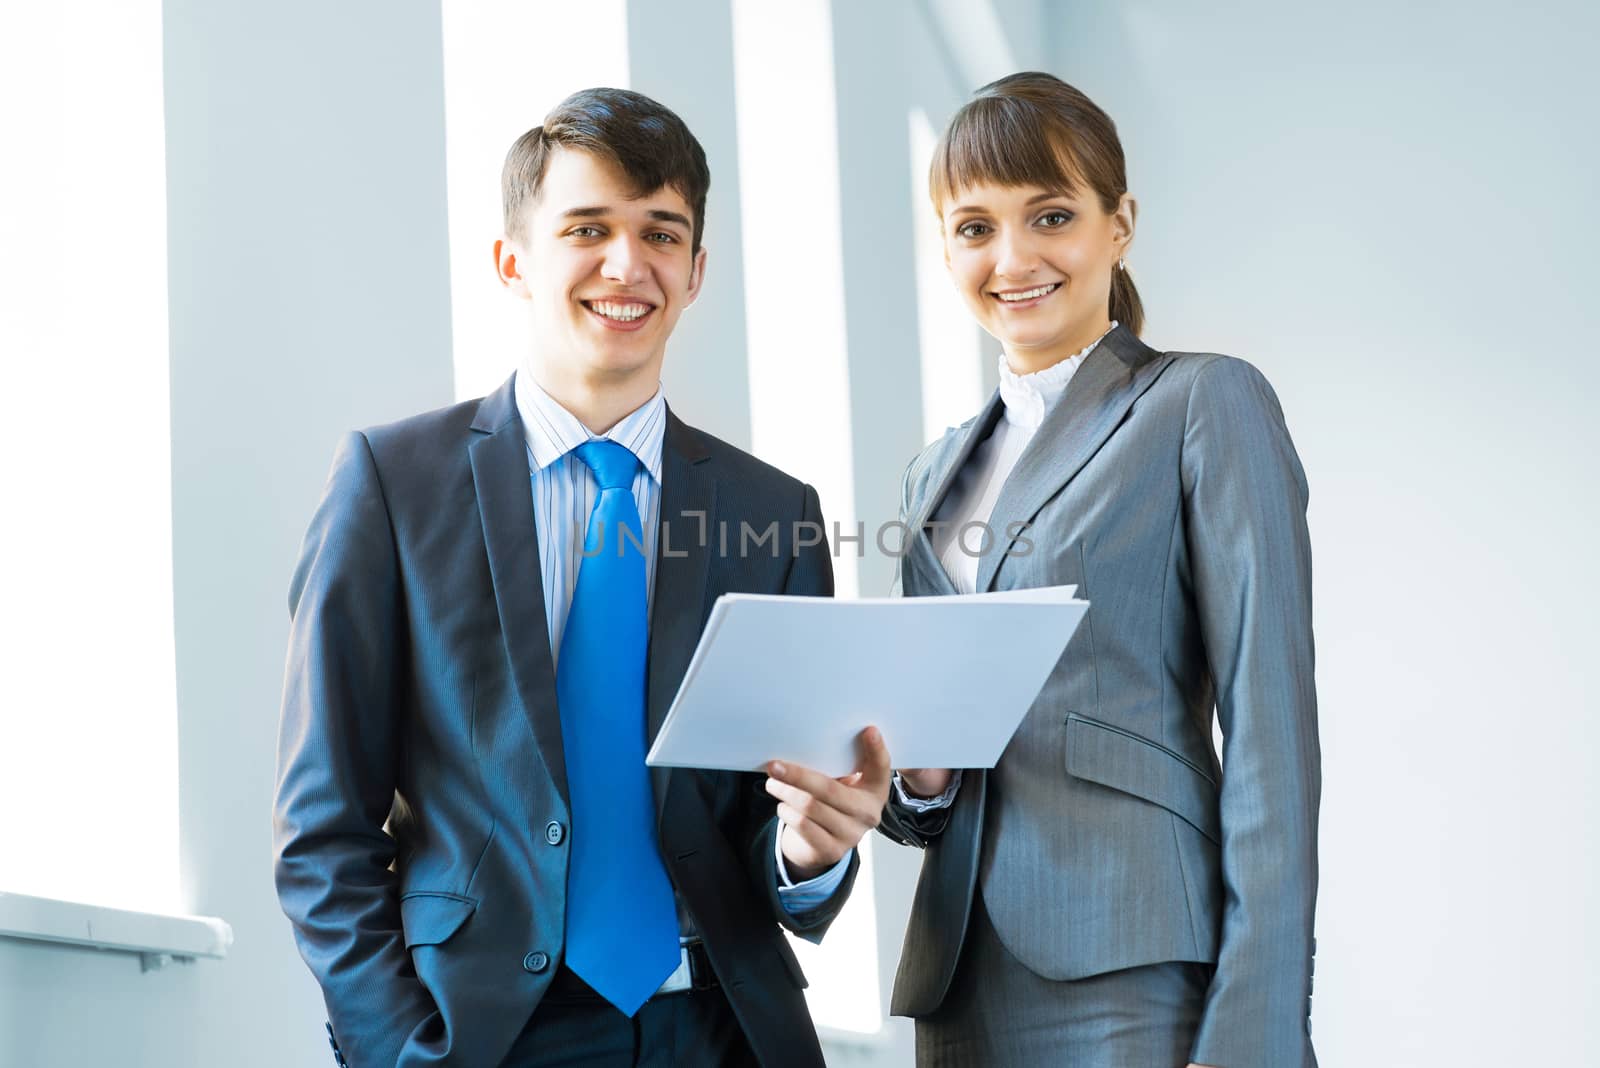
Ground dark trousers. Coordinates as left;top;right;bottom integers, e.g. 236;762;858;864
500;966;759;1068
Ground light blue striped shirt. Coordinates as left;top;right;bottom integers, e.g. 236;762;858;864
514;370;666;662
512;372;849;914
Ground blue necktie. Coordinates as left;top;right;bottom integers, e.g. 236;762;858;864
555;439;679;1016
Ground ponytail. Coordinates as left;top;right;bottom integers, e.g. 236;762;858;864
1110;262;1144;336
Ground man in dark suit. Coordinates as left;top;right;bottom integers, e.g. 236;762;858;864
274;87;890;1068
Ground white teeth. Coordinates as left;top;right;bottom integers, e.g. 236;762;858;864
590;300;651;321
996;284;1058;302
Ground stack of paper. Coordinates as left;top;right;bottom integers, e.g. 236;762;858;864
646;586;1088;777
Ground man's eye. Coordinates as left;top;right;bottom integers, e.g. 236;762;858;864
1038;211;1074;227
645;232;677;244
570;226;602;238
956;222;990;238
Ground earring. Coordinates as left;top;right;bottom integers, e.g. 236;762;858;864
1118;258;1127;272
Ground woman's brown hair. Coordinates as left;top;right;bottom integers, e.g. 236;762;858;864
930;72;1144;336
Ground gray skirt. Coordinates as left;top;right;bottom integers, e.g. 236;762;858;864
916;893;1212;1068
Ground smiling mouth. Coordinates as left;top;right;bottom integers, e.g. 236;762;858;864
985;281;1062;306
582;299;656;324
991;282;1062;305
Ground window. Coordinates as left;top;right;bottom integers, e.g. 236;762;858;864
0;0;178;915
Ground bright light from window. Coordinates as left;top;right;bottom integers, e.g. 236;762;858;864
732;0;880;1033
0;1;177;913
440;0;630;402
731;0;860;600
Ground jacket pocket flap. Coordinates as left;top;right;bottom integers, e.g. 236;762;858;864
1065;714;1221;845
399;892;478;948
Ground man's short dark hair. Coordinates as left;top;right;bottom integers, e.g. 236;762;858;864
501;87;711;253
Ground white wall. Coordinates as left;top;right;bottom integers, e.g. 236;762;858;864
0;2;457;1064
1052;3;1599;1064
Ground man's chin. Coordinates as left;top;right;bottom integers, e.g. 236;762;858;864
577;346;660;382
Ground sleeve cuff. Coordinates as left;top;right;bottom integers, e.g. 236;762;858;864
892;769;963;811
773;823;854;914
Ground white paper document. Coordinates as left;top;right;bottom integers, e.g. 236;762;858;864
645;585;1088;778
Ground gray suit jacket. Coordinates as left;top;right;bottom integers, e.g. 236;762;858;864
274;376;856;1068
880;326;1320;1068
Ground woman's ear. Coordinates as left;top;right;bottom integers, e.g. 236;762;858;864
1112;193;1138;254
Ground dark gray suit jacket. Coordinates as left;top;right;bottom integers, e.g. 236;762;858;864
880;326;1320;1068
274;376;856;1068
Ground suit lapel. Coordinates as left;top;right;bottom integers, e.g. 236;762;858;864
467;376;568;805
646;409;717;820
903;391;1006;597
975;325;1173;593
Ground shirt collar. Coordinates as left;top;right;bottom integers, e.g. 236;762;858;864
513;369;667;485
997;321;1118;430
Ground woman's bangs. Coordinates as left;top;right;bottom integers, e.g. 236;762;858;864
931;100;1086;208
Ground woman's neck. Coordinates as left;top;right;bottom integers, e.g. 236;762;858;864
1003;318;1114;377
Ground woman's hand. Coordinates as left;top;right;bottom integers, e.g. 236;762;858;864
766;727;893;882
897;767;955;799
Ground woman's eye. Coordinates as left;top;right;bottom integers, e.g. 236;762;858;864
957;222;990;238
1039;211;1074;227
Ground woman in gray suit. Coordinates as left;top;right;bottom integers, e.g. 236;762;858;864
881;72;1320;1068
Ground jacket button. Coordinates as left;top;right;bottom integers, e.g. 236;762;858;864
523;951;550;973
544;820;565;846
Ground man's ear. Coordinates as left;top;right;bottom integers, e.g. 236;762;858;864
494;237;531;299
685;245;708;306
